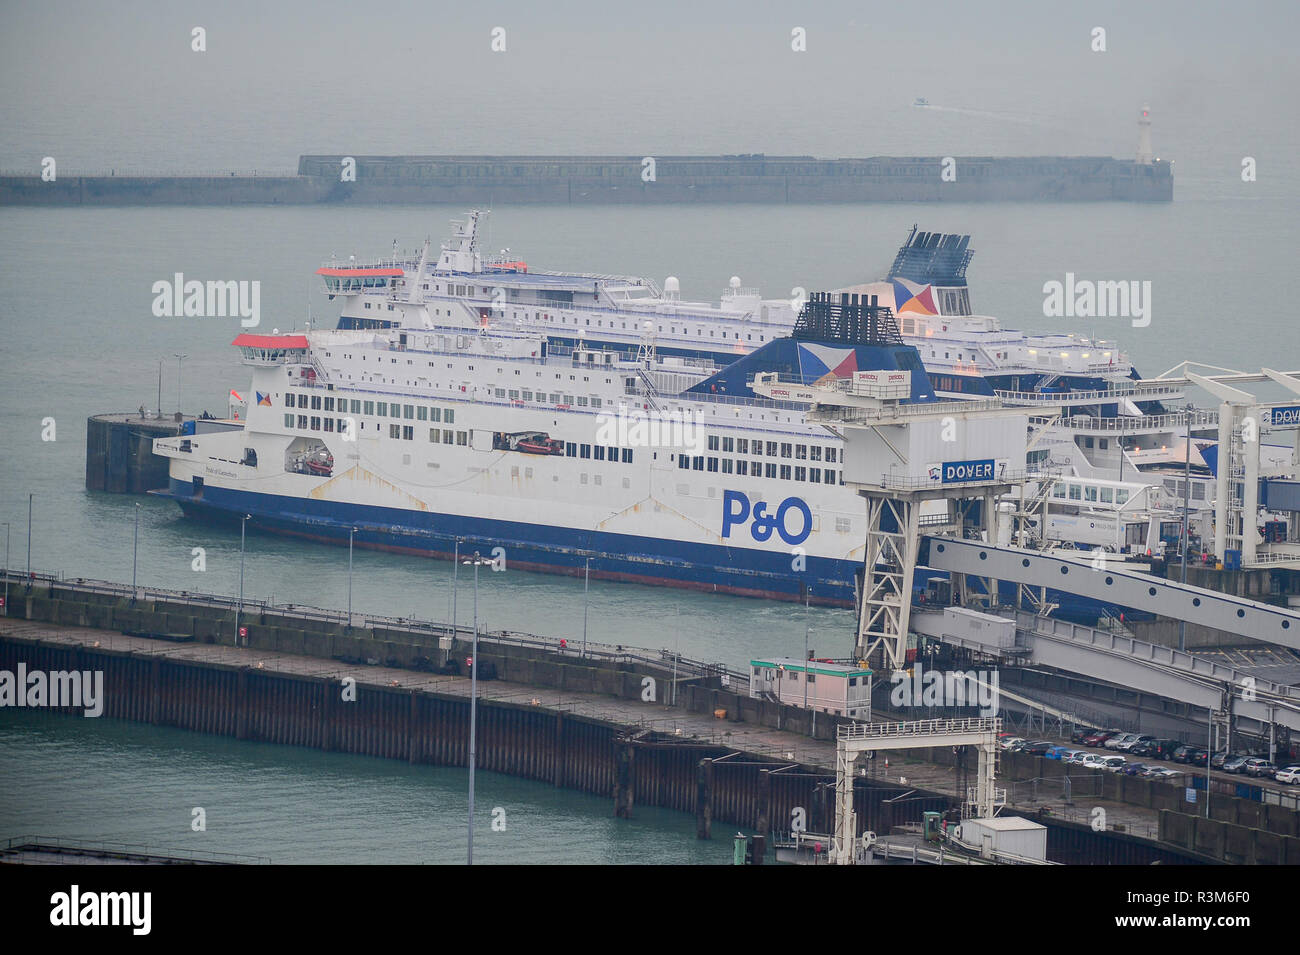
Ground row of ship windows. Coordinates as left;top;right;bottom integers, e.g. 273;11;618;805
353;300;767;342
706;435;839;462
680;456;840;484
564;444;634;463
1051;483;1132;505
284;414;468;446
286;392;456;423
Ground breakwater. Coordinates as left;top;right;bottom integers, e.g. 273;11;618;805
7;572;1292;863
0;154;1172;206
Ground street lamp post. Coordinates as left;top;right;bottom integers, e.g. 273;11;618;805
2;522;9;616
131;503;141;604
450;537;463;640
582;556;591;658
803;589;810;712
1178;405;1193;652
174;353;188;416
235;514;250;646
463;550;492;865
347;525;357;629
25;494;32;592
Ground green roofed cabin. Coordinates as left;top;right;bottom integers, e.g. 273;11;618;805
749;658;873;718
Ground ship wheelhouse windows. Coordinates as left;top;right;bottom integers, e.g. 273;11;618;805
404;404;415;419
810;446;822;462
1100;487;1114;504
737;460;748;476
766;441;778;456
297;415;308;428
445;409;454;424
722;459;733;474
284;393;294;408
417;407;428;421
297;394;308;409
693;456;705;471
389;424;400;438
826;448;838;464
736;438;749;454
795;444;807;459
707;458;718;472
622;449;633;463
580;444;591;458
810;469;821;483
284;414;294;428
765;463;777;479
780;443;793;458
594;446;605;460
780;465;792;480
567;442;579;457
310;416;321;430
403;426;414;440
826;469;837;484
377;401;388;415
707;435;720;452
1068;485;1082;501
794;466;806;481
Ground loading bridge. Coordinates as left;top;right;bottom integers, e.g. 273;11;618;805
910;606;1300;737
923;536;1300;651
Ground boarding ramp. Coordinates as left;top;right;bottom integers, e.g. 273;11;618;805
923;537;1300;651
910;606;1300;736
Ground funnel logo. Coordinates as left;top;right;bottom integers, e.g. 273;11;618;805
722;491;812;546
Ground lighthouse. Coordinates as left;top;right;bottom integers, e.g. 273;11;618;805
1136;104;1154;165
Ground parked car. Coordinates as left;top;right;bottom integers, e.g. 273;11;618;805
1123;762;1149;776
1105;733;1141;751
1084;730;1121;747
1244;758;1277;778
1100;756;1127;772
1066;751;1091;765
1134;739;1179;760
1046;746;1081;761
1186;749;1210;767
1148;767;1184;779
999;736;1026;751
1223;755;1251;774
1275;766;1300;785
1021;741;1055;757
1116;735;1155;753
1210;751;1232;770
1070;728;1097;744
1172;745;1197;763
1080;754;1109;771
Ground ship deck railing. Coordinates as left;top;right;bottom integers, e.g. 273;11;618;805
386;288;787;325
1029;409;1220;434
995;381;1187;404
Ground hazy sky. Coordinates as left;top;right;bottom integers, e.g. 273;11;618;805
2;0;1298;193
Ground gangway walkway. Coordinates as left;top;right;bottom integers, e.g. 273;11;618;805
923;537;1300;650
910;607;1300;736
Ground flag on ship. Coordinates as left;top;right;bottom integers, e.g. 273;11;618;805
256;392;272;406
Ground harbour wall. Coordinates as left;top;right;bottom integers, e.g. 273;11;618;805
1;154;1173;206
0;575;1253;863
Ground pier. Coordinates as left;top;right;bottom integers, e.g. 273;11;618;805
4;571;1297;863
0;153;1172;206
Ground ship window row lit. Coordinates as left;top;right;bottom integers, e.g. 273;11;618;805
285;392;456;424
707;435;838;462
1050;483;1131;506
678;455;839;484
563;443;634;464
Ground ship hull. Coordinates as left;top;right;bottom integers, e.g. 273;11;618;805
162;479;860;607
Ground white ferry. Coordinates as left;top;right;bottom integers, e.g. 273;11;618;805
151;216;1245;611
153;294;936;606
